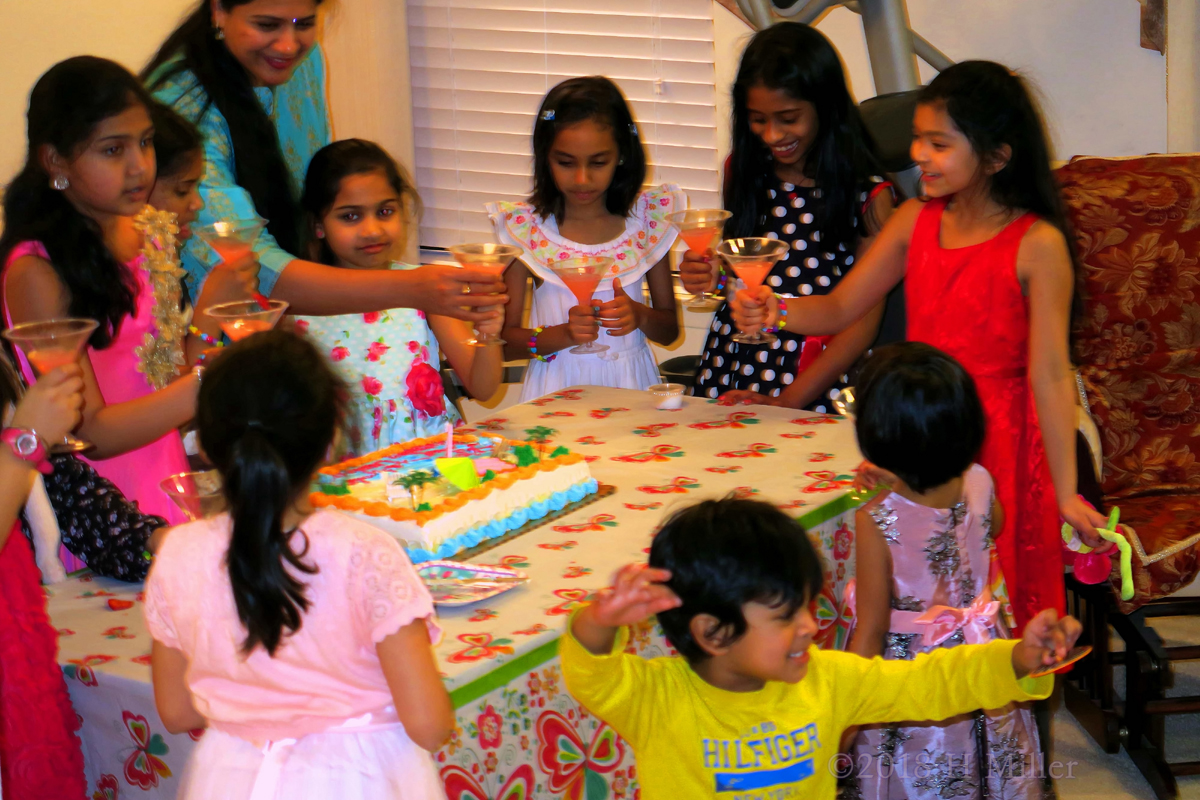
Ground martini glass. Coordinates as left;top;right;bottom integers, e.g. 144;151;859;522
160;470;224;521
204;299;290;342
667;209;732;311
717;237;790;346
3;318;99;453
192;217;270;309
548;256;614;355
193;217;265;266
448;243;522;346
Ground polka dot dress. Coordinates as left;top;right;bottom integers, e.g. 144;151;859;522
692;176;881;412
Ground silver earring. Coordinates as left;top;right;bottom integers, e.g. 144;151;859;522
51;175;69;191
618;158;625;166
214;26;225;41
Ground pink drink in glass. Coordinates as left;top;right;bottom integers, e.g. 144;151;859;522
561;272;602;308
548;257;613;355
679;227;722;256
221;318;275;342
729;260;773;293
448;243;521;346
716;238;789;345
26;348;80;374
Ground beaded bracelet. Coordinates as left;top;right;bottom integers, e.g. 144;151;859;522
764;293;789;334
714;264;728;295
528;326;556;363
188;325;224;349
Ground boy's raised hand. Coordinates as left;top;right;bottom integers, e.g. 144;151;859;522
1011;609;1083;678
572;564;681;656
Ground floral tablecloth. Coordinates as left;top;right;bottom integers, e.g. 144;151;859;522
49;386;865;800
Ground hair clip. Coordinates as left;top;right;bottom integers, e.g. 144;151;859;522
629;124;638;137
541;109;555;121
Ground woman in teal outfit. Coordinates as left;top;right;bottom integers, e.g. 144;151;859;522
143;0;505;319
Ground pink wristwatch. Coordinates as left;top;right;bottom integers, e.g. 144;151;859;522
1;427;52;475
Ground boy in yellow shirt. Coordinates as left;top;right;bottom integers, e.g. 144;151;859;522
560;498;1081;799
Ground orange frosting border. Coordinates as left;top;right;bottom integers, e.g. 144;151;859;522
310;436;586;525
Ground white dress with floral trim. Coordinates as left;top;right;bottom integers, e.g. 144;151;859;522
487;185;685;401
293;263;462;457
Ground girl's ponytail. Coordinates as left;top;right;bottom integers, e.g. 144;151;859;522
224;424;315;657
197;331;345;657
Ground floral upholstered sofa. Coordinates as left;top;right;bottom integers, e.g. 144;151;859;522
1058;154;1200;612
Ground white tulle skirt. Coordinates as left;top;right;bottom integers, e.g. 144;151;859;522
176;723;445;800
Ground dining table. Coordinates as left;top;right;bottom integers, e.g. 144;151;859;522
49;385;866;800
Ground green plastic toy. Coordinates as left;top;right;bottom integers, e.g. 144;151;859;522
1061;506;1133;601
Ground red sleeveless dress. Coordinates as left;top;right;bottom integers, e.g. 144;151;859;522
905;198;1064;631
0;522;87;799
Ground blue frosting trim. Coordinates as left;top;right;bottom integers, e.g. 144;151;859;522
405;478;599;564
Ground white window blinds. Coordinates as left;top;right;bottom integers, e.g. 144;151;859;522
407;0;720;248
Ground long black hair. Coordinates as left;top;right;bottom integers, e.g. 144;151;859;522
530;76;646;222
727;22;882;246
301;139;422;265
143;0;323;255
918;61;1079;273
149;100;202;180
0;57;150;350
197;330;345;656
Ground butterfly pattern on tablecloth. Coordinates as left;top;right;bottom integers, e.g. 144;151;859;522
714;443;777;458
688;411;758;430
636;476;700;494
441;763;534;800
546;588;590;616
632;422;677;437
91;773;119;800
610;444;683;463
122;710;172;789
447;633;516;664
67;654;117;687
553;514;618;533
538;540;578;550
536;711;624;800
589;407;629;419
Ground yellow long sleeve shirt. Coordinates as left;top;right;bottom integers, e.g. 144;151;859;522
560;622;1052;800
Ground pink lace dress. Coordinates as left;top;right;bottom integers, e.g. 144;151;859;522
849;465;1045;800
144;509;443;799
2;241;190;549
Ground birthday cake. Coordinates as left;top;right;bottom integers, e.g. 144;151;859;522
310;434;598;562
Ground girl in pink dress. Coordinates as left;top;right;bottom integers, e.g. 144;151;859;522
846;343;1044;800
1;58;251;534
730;61;1112;632
0;360;87;799
145;330;452;799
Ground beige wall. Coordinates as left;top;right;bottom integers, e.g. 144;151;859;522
0;0;416;235
713;0;1170;162
0;0;196;183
